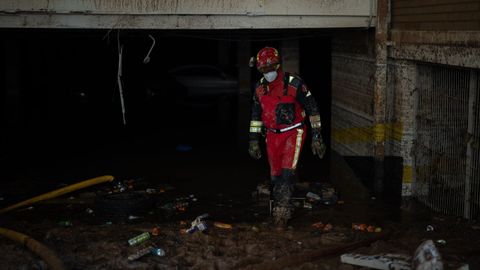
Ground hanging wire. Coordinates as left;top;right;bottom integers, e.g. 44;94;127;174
143;34;156;64
116;29;126;125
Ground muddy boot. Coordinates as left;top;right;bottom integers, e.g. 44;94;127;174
271;175;293;227
272;205;292;227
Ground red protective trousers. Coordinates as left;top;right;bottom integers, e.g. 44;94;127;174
266;126;306;176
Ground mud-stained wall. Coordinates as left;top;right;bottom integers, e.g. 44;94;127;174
1;0;373;16
331;30;376;156
392;0;480;31
390;31;480;70
386;60;416;196
388;3;480;199
328;1;479;201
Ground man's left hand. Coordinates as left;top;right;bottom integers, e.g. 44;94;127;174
311;136;326;159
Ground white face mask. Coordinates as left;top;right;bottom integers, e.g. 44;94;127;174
263;71;278;82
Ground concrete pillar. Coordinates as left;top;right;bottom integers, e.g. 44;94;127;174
373;0;390;195
392;60;416;199
281;39;299;74
237;40;252;149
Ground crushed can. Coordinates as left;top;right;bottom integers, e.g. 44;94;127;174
128;232;150;246
186;221;208;234
196;221;208;232
151;248;166;256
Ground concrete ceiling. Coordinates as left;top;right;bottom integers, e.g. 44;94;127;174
0;0;376;29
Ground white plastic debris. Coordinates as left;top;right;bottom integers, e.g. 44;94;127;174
306;191;321;201
413;240;444;270
341;253;412;270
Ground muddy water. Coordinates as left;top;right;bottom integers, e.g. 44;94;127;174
1;139;479;269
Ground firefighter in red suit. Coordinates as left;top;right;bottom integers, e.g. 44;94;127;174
248;47;326;226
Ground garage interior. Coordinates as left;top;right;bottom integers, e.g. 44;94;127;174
1;28;332;198
1;1;480;269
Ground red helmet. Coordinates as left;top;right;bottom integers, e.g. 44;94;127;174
256;47;280;73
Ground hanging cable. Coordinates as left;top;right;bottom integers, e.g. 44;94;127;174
117;30;126;125
143;34;156;64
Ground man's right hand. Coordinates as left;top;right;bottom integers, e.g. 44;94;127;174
248;140;262;160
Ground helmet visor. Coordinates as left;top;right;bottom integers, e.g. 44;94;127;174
257;63;279;74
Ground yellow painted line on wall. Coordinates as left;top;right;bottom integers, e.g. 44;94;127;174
332;122;403;144
402;165;412;184
332;122;412;184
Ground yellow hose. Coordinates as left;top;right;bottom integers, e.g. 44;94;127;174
0;227;65;270
0;175;115;215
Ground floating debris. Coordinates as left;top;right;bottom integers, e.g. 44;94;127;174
128;245;154;261
214;222;233;229
128;232;150;246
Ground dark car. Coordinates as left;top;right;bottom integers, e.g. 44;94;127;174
167;64;238;97
140;64;239;146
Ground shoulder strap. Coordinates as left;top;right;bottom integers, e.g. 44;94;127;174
283;72;290;96
283;72;303;96
260;77;268;95
255;79;267;95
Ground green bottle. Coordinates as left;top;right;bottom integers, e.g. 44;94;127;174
128;232;150;246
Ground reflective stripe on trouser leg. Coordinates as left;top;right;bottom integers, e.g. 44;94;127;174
292;129;304;169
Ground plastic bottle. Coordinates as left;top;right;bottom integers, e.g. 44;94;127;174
128;232;150;246
128;246;153;261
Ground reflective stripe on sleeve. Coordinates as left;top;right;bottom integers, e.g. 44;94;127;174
250;120;263;127
250;121;263;133
250;127;262;133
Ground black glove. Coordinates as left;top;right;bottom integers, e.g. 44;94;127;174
248;140;262;160
311;129;326;159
